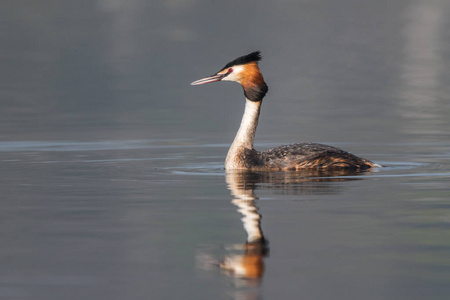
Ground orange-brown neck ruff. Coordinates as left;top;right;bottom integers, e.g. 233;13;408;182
240;63;268;102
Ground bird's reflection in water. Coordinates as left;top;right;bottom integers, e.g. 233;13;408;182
219;171;269;283
197;168;372;291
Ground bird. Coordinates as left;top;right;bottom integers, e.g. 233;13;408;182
191;51;379;171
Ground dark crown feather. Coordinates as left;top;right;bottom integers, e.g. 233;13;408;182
221;51;262;70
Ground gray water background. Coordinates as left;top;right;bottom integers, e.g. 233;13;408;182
1;0;450;299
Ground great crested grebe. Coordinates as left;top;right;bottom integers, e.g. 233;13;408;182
191;51;379;171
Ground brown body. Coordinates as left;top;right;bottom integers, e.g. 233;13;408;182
229;143;376;171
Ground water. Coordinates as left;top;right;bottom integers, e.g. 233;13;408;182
1;0;450;299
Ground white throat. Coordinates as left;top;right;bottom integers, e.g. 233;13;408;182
225;99;261;169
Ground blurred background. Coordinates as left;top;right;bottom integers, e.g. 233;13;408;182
1;1;450;300
1;0;449;145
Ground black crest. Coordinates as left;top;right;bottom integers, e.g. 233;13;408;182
221;51;262;70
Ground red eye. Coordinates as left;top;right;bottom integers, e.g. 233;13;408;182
228;68;233;73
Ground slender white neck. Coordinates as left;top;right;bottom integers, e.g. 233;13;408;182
225;99;261;169
231;99;261;150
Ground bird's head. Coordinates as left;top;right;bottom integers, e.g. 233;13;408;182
191;51;268;102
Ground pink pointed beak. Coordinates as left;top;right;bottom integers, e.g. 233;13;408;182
191;73;226;85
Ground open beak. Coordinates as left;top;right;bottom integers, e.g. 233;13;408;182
191;73;226;85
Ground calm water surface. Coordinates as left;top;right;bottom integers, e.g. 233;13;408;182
1;140;449;299
1;0;450;299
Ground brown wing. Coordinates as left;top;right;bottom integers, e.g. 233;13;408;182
260;143;376;170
